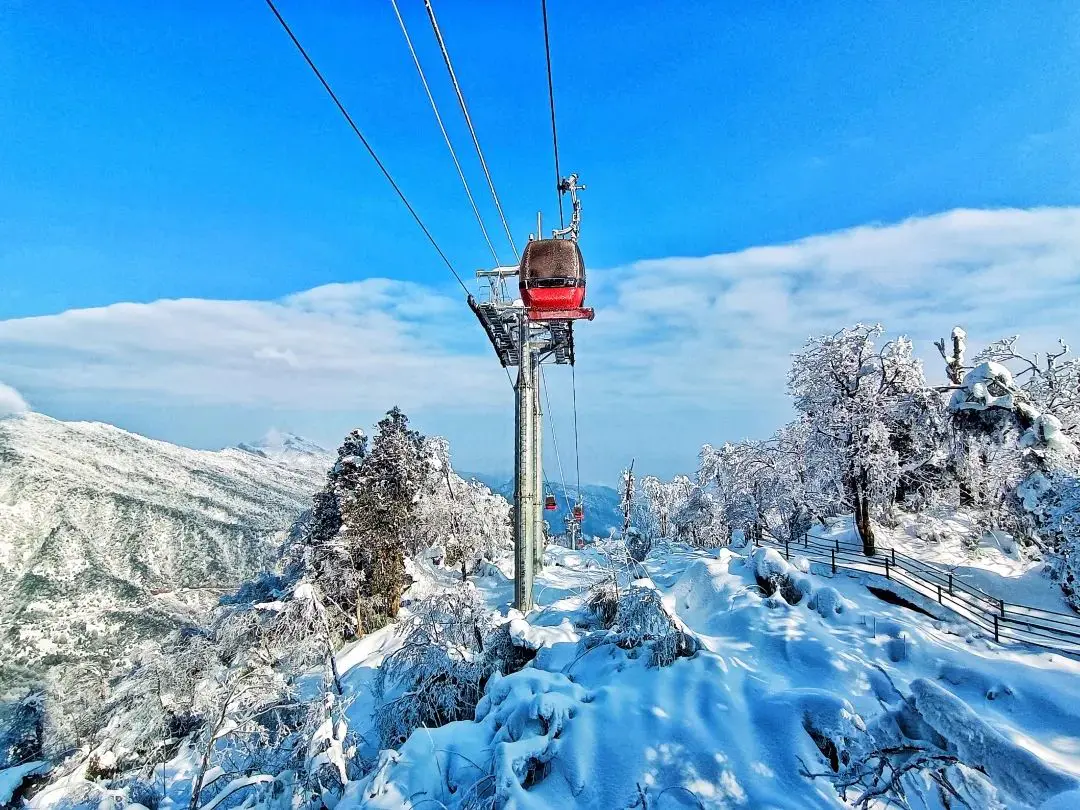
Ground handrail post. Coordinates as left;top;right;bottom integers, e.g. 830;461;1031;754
994;614;999;643
884;558;890;580
835;537;840;552
891;548;896;566
948;573;953;595
937;584;942;603
1000;599;1005;618
784;539;789;560
831;549;836;574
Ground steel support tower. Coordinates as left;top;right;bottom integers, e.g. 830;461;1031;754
470;266;590;611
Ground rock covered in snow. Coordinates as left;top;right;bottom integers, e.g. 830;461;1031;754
807;586;854;620
1022;413;1077;456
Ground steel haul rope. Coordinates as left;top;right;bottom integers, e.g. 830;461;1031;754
540;0;564;229
572;362;581;498
540;366;572;511
263;0;469;295
389;0;503;268
424;0;518;258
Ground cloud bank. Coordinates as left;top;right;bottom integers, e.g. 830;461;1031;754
1;208;1078;477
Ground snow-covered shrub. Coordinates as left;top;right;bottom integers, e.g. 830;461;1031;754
796;691;866;772
750;548;813;605
608;586;698;667
625;528;652;562
585;580;619;628
806;673;1080;809
373;585;496;749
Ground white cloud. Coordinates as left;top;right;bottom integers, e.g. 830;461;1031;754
0;279;506;413
584;207;1080;411
0;208;1078;477
0;382;29;417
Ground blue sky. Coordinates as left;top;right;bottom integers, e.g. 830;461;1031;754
2;1;1079;483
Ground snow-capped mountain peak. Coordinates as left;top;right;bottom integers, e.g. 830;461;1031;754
236;429;333;473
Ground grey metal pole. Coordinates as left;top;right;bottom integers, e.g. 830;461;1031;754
514;311;537;612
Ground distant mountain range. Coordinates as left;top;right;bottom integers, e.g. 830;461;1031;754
0;409;623;695
464;473;624;540
0;413;327;694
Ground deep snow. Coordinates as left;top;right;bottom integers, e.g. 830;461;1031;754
26;540;1080;810
339;541;1080;809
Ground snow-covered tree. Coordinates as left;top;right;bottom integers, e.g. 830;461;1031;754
789;325;931;553
639;475;694;538
340;407;431;632
409;437;511;579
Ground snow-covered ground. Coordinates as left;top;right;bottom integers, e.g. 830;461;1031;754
333;541;1080;809
21;538;1080;809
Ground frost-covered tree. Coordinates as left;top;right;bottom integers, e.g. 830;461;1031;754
639;475;694;538
341;407;431;632
185;653;292;810
410;437;511;579
789;325;930;553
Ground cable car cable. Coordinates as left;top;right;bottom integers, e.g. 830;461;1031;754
540;0;564;230
539;366;572;511
571;362;581;499
424;0;518;259
263;0;469;295
389;0;503;268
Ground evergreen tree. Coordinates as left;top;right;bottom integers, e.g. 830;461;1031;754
342;407;430;632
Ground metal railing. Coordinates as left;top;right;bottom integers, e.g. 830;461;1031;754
755;530;1080;656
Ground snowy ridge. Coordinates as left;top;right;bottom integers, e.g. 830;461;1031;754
0;412;324;691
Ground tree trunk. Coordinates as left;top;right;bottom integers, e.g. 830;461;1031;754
355;588;365;637
854;487;875;556
189;693;232;810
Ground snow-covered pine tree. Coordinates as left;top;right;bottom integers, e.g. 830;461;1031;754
341;407;431;632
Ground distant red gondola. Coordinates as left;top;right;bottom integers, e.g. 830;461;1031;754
545;494;558;511
572;504;584;521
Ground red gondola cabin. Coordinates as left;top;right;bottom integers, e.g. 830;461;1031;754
545;494;558;511
572;504;584;522
519;238;586;315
